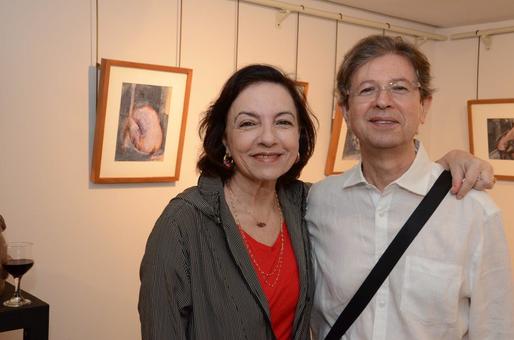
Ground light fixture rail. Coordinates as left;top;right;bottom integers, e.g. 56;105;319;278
242;0;514;47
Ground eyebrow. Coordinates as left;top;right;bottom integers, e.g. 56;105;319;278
276;111;296;119
357;77;411;86
233;110;296;122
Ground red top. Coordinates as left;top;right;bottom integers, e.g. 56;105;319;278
241;223;300;340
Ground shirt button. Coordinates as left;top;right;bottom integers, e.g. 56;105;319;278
378;300;386;307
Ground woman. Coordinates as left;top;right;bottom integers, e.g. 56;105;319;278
138;64;493;340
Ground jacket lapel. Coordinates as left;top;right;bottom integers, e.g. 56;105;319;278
198;177;272;321
197;177;310;334
278;183;309;336
219;198;272;318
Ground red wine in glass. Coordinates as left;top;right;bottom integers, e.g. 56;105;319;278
3;259;34;278
2;242;33;307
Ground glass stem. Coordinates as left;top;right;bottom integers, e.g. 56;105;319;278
13;276;21;298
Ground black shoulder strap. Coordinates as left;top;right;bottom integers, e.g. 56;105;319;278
325;170;452;340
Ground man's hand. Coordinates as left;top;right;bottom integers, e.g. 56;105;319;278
436;150;495;199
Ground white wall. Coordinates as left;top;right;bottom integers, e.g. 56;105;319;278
0;1;512;339
430;21;514;289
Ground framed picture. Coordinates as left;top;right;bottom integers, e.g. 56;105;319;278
468;98;514;181
295;80;309;99
91;59;192;183
325;105;360;175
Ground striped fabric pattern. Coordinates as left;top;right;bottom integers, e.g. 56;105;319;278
139;175;314;339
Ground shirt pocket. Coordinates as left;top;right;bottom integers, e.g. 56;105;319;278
400;256;462;324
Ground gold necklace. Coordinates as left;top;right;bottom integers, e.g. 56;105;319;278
227;185;276;228
238;223;285;288
226;188;285;288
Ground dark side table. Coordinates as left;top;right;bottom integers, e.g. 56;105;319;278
0;282;49;340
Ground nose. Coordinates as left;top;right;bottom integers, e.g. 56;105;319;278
258;123;277;146
374;87;393;109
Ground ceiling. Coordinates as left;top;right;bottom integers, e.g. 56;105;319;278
323;0;514;28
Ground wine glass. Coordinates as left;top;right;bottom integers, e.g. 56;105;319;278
2;242;34;307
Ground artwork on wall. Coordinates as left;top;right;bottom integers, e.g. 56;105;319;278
295;80;309;99
325;104;360;175
468;98;514;181
91;59;192;183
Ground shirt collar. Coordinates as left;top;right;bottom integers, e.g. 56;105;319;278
341;140;435;196
342;163;367;188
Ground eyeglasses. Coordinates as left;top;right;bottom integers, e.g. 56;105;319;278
347;79;421;103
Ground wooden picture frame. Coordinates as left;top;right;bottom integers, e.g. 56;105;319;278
295;80;309;99
325;105;360;175
91;59;192;183
468;98;514;181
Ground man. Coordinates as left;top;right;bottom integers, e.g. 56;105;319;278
307;35;513;339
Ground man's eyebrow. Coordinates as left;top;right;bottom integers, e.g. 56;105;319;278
357;77;411;85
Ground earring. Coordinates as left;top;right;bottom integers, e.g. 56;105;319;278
223;152;234;169
295;152;300;163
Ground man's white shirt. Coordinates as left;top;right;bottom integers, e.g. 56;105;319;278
307;142;514;340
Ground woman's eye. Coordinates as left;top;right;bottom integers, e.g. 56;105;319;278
276;119;294;126
238;120;256;128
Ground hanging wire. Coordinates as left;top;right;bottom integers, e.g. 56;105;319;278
331;20;339;120
94;0;99;110
234;0;240;71
95;0;99;66
176;0;183;67
476;34;481;99
294;12;300;80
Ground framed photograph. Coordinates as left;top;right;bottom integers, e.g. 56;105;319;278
91;59;192;183
295;80;309;99
325;105;361;175
468;98;514;181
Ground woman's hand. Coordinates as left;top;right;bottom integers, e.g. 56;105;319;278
437;150;495;199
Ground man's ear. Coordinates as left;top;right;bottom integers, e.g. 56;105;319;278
420;96;432;124
340;104;349;123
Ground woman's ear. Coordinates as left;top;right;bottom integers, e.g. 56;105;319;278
222;138;230;156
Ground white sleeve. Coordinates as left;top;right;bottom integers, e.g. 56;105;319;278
469;210;514;340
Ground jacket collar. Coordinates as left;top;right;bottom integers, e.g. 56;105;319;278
179;176;273;321
181;175;310;333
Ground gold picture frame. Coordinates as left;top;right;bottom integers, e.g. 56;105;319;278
91;59;192;183
295;80;309;99
325;105;360;175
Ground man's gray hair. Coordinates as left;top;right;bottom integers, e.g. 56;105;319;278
337;35;434;109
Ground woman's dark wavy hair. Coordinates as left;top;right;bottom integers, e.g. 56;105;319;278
197;64;317;186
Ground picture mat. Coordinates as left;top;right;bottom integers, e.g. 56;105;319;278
469;101;514;177
100;65;188;178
